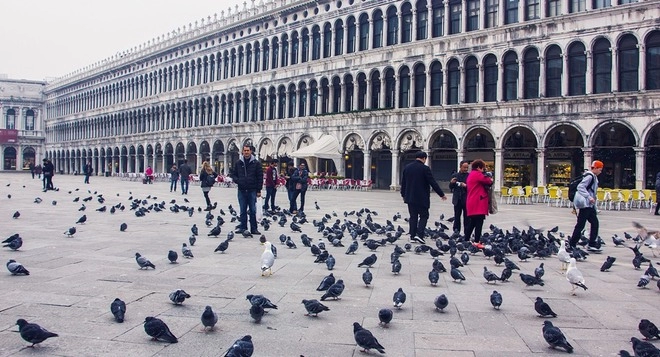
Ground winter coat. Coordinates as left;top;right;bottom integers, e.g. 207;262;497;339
265;166;278;188
200;170;217;188
170;168;180;181
291;168;309;192
230;155;263;191
179;163;192;180
400;160;445;209
465;169;493;217
573;172;598;209
449;171;469;206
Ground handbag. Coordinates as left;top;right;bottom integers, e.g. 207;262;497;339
488;186;498;214
205;174;216;187
295;183;303;190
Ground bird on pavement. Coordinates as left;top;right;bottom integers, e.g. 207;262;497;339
393;288;406;309
225;335;254;357
520;273;545;287
434;294;449;311
542;320;574;353
143;316;178;343
120;223;128;232
249;304;265;322
110;298;126;323
169;289;191;305
201;306;218;331
535;297;557;318
16;319;58;347
566;258;588;295
639;319;660;340
362;268;373;287
12;211;20;219
378;308;393;326
246;294;278;310
353;322;385;354
64;227;76;237
483;266;500;284
302;299;330;317
3;236;22;250
631;336;660;357
316;273;335;291
214;239;230;253
490;290;503;310
135;253;155;269
182;243;194;258
358;254;377;268
167;250;178;263
600;256;616;272
320;279;345;301
261;241;275;276
6;259;30;275
558;240;571;271
76;214;87;224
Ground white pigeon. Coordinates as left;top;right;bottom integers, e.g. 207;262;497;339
566;258;588;295
633;221;659;257
557;240;571;271
261;241;275;276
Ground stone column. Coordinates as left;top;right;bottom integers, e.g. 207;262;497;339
539;56;546;97
394;75;400;108
319;30;325;59
266;94;272;119
582;148;592;171
562;53;569;96
480;0;487;28
499;0;506;26
459;66;465;103
305;87;311;117
425;69;432;105
317;90;324;114
223;153;228;175
461;0;467;33
427;5;433;35
367;78;373;109
444;0;450;35
518;59;525;99
496;62;504;101
380;80;387;108
342;25;348;55
585;50;593;94
340;82;347;112
477;64;484;102
390;150;400;190
611;47;619;92
494;148;503;190
536;148;545;186
635;148;645;189
562;0;570;15
329;84;335;112
363;151;371;181
297;37;303;64
639;45;646;91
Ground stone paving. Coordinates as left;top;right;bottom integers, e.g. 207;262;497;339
0;173;658;357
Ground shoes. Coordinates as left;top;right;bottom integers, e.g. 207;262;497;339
251;230;262;235
587;244;602;252
235;228;246;233
655;213;660;216
472;242;485;250
204;206;213;211
411;236;426;245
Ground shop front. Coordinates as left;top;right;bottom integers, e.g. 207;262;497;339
502;150;535;187
592;122;636;189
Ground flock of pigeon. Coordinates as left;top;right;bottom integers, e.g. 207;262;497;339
2;178;660;356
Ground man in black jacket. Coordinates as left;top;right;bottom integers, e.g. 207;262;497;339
178;160;192;195
42;158;55;192
449;160;469;234
230;145;263;235
400;151;447;244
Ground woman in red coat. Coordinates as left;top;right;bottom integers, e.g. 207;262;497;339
465;159;493;243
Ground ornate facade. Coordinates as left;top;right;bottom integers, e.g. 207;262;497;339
0;78;46;171
43;0;660;190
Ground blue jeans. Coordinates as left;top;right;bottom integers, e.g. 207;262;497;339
170;180;178;191
288;189;297;211
237;190;258;231
264;186;277;209
180;178;189;193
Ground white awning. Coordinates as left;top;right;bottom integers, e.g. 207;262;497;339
290;135;341;159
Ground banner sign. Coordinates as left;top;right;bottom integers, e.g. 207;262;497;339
0;129;18;144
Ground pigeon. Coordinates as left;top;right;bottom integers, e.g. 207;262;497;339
638;274;651;288
450;267;465;282
169;289;191;305
434;294;449;311
346;241;358;254
504;258;520;271
135;253;155;269
143;316;178;343
378;308;393;326
500;267;512;282
191;224;199;236
201;306;218;331
639;319;660;340
302;299;330;317
246;294;278;310
317;273;335;291
188;235;196;246
353;322;385;354
646;262;660;279
566;258;588;295
214;239;230;253
110;298;126;323
483;266;500;284
182;243;194;258
535;297;557;318
64;227;77;237
168;250;178;263
6;259;29;275
542;321;574;353
12;211;20;219
362;268;373;286
225;335;254;357
520;273;545;287
393;288;406;309
358;254;377;268
261;241;275;276
326;254;336;270
16;319;59;346
118;222;128;232
249;304;264;322
208;225;221;237
320;279;345;300
76;214;87;224
3;236;22;250
391;259;402;274
428;269;440;286
535;263;545;279
432;258;447;273
490;290;502;309
600;256;616;272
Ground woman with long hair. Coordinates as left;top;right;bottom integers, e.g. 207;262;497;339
199;161;216;211
464;159;493;243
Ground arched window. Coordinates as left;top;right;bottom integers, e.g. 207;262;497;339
259;89;267;121
271;37;279;69
268;87;276;120
5;108;16;129
401;3;413;43
323;23;332;58
238;47;244;76
334;19;344;55
387;7;398;45
309;80;318;115
301;29;310;62
347;17;357;53
278;86;286;119
245;45;252;74
251;90;258;121
253;43;261;72
373;10;383;49
483;54;498;102
25;109;35;131
384;68;396;108
359;14;370;51
465;56;478;103
332;77;341;112
262;40;270;71
447;59;460;104
414;64;426;107
281;34;289;67
288;84;296;118
432;0;444;37
291;32;299;65
357;73;367;110
646;30;660;90
523;48;540;99
230;50;237;77
430;61;443;105
592;38;611;94
399;66;411;108
312;26;321;60
503;51;519;101
344;75;354;111
568;42;586;96
371;71;381;108
417;0;429;39
545;45;563;97
321;78;330;114
618;34;639;92
298;83;307;117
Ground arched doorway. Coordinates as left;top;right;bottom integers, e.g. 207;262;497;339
212;140;224;174
22;147;35;170
146;145;155;172
129;146;136;173
463;128;495;172
644;122;660;189
164;143;174;170
544;125;584;186
200;141;211;164
369;132;392;189
137;145;145;173
592;122;636;189
175;142;185;167
186;142;198;172
502;127;538;187
3;147;16;170
429;129;458;191
227;140;240;173
277;137;294;168
398;130;424;178
120;146;128;173
343;133;365;180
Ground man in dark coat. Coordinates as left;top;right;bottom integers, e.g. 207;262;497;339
83;160;93;184
178;160;192;195
400;151;447;244
449;160;469;234
229;145;263;235
42;159;55;192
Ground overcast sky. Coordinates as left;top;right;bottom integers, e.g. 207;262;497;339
0;0;246;81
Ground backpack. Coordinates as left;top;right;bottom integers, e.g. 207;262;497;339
568;173;595;202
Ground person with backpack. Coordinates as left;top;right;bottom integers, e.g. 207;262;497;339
199;161;217;211
654;171;660;216
569;160;604;252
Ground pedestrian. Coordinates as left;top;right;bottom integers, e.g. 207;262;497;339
291;162;310;212
449;160;469;234
229;145;263;235
42;158;55;192
286;164;297;212
29;162;35;179
145;166;154;184
464;159;494;244
179;160;192;195
655;170;660;216
400;151;447;245
169;165;179;192
83;160;93;184
199;161;217;211
569;160;604;251
264;159;279;212
35;164;42;179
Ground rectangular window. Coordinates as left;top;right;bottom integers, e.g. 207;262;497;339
618;0;637;4
526;0;540;20
26;115;35;131
432;7;444;37
417;10;428;39
505;0;519;24
402;15;413;42
6;114;15;129
570;0;586;12
467;0;480;31
450;1;462;34
547;0;561;16
592;0;611;8
373;20;383;48
486;0;499;28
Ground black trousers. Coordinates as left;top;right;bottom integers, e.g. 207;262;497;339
452;202;467;233
407;204;429;239
465;215;485;242
202;189;212;208
570;206;599;247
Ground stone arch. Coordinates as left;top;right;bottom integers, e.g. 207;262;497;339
342;133;367;180
258;137;275;160
591;121;638;189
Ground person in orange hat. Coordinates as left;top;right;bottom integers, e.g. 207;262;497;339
569;160;604;252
